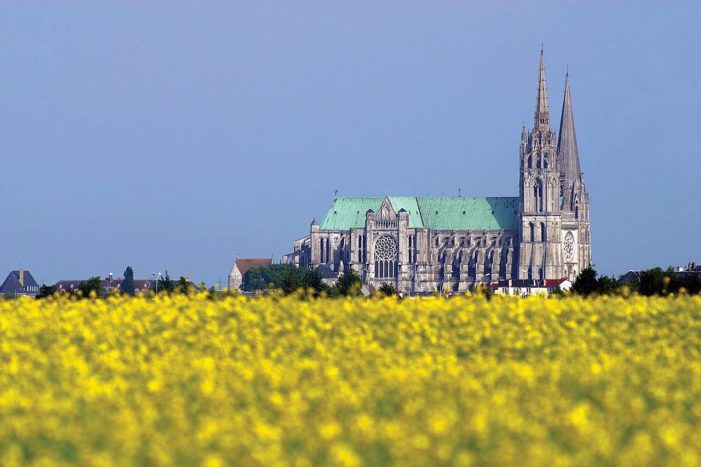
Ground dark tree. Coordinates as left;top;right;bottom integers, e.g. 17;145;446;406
572;266;621;296
121;266;135;296
571;266;600;296
597;274;619;295
638;267;667;296
79;276;103;298
35;284;57;299
177;276;195;295
376;282;397;297
157;271;176;294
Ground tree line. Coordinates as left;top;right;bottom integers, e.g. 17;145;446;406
571;266;701;297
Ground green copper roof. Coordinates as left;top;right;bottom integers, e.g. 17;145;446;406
417;197;519;230
318;196;519;231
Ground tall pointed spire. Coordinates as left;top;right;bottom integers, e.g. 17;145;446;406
557;71;582;194
534;47;550;128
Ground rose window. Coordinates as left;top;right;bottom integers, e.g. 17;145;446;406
375;236;397;260
374;236;397;279
564;231;575;262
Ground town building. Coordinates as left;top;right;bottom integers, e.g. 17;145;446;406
0;269;40;296
493;279;572;297
228;258;274;291
283;51;592;293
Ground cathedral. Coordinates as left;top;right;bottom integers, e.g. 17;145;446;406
283;52;591;293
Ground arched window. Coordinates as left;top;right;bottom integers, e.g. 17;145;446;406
533;179;544;212
527;155;532;169
543;154;549;168
537;155;542;168
540;222;547;242
529;222;535;242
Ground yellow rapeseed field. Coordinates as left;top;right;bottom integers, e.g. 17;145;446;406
1;293;700;466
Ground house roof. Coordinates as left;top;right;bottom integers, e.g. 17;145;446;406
0;270;40;294
235;258;274;275
318;196;519;231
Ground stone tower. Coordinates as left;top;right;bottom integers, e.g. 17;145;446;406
557;72;591;280
518;50;564;281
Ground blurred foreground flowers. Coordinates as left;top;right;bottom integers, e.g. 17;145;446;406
1;293;700;466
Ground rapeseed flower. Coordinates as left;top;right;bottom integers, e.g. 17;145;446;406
0;293;699;465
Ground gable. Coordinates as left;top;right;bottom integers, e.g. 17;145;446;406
318;197;425;230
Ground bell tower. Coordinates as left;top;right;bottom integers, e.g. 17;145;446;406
518;49;564;281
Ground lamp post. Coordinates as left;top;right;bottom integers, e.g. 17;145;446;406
152;272;162;295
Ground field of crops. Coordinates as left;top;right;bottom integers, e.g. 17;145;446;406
1;293;700;466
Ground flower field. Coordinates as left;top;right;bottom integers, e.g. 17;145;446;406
1;294;700;466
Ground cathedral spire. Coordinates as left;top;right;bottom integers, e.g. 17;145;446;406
557;71;582;193
534;48;550;128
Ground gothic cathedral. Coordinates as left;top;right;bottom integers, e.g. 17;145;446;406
284;51;591;293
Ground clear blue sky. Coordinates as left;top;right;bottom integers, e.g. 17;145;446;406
1;1;699;285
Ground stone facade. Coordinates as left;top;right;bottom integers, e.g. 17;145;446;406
283;52;591;293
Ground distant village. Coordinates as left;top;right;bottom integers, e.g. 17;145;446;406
2;260;699;299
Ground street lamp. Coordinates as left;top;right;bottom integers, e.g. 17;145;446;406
152;272;162;295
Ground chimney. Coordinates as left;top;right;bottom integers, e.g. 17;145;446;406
18;269;25;288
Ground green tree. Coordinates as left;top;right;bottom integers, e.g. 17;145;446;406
331;269;363;297
242;264;328;296
79;276;103;298
121;266;135;296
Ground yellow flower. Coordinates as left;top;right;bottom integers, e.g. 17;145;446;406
0;293;698;465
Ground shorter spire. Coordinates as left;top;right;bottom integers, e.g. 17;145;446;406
557;72;582;209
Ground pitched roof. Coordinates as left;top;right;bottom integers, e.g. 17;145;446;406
318;196;519;231
0;270;39;294
235;258;274;275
